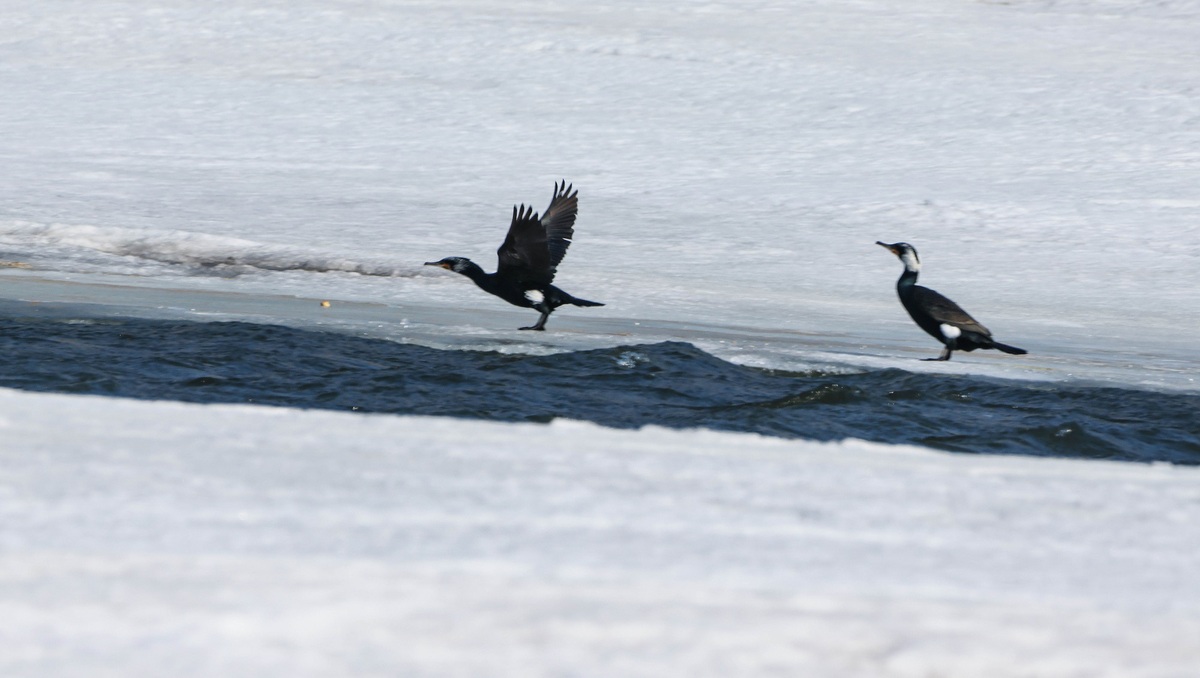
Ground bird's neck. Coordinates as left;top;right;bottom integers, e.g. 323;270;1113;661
896;267;919;299
455;260;495;290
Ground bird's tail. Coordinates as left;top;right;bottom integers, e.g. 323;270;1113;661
991;341;1027;355
569;296;604;307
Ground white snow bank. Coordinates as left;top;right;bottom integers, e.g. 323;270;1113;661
0;221;420;277
3;0;1199;387
2;387;1198;677
2;0;1200;671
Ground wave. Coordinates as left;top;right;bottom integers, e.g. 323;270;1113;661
0;305;1196;465
0;221;422;277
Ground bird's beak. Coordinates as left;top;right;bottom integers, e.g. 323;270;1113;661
424;261;448;269
875;241;899;255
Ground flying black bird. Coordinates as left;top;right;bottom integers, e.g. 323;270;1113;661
425;181;603;331
877;241;1026;361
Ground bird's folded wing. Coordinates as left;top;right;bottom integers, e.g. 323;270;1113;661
913;286;992;336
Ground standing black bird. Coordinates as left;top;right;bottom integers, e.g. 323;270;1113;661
877;241;1026;361
425;181;603;331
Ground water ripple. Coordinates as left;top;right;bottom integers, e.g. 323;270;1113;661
1;315;1197;464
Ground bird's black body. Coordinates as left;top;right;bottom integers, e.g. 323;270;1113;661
426;182;603;331
877;241;1027;361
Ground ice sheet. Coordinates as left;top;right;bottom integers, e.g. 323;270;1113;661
2;0;1198;388
2;1;1200;673
3;387;1200;676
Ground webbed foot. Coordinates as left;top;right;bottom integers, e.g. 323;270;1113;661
521;308;551;331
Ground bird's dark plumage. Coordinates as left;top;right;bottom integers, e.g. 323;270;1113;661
496;184;578;285
426;181;602;331
877;241;1027;361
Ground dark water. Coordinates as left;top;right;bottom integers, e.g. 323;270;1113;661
2;314;1197;464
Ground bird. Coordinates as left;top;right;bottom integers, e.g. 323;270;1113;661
425;181;603;331
876;241;1026;361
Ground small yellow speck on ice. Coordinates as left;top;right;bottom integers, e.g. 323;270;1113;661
320;300;331;308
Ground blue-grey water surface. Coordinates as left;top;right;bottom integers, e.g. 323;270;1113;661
2;313;1197;464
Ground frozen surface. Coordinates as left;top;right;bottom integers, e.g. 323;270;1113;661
3;387;1200;677
1;0;1198;388
2;0;1200;674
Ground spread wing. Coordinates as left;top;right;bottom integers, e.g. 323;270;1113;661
913;286;992;336
541;181;578;270
496;204;552;284
495;181;578;285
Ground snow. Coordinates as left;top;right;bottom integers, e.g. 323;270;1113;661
1;0;1200;673
1;0;1198;387
3;388;1200;677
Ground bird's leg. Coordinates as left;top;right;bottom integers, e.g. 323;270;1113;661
924;342;955;361
519;307;552;331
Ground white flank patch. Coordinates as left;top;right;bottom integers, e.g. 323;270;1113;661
940;323;962;340
524;289;545;304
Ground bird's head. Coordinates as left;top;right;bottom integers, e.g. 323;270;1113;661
424;256;474;274
876;241;921;272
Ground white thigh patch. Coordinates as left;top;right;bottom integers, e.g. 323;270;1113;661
524;289;545;304
939;323;962;340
